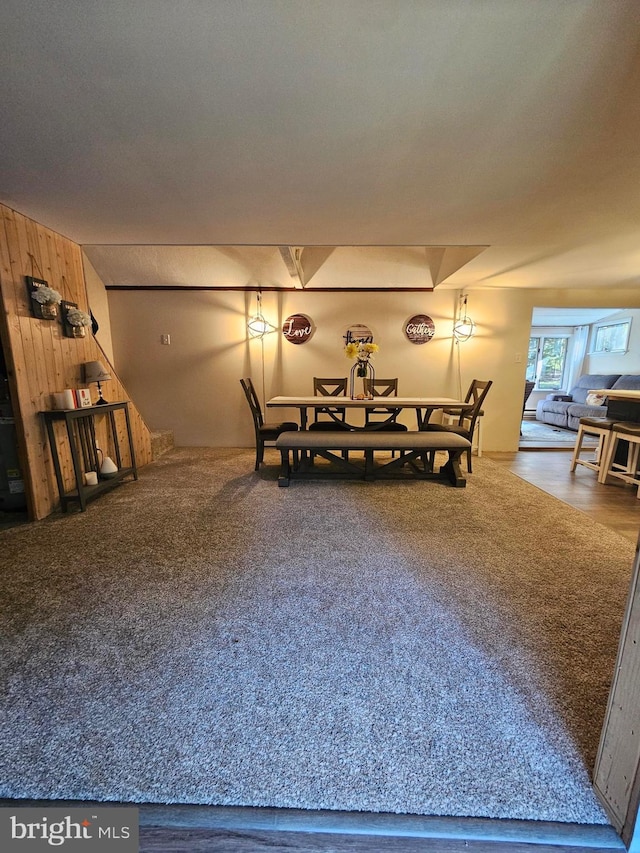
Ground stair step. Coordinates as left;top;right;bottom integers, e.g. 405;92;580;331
150;429;174;460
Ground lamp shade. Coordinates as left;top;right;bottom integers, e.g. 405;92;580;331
83;360;111;384
247;313;269;338
452;295;475;342
453;316;476;342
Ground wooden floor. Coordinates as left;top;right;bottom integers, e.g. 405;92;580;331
487;448;640;544
138;825;623;852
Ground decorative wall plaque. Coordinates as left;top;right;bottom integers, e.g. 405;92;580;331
26;276;61;320
343;323;374;346
404;314;435;344
282;313;313;344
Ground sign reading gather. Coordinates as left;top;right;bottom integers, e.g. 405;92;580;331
404;314;435;344
282;314;313;344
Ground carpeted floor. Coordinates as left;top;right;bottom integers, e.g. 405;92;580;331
0;448;635;824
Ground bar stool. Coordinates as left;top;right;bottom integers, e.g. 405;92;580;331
599;421;640;497
570;416;618;477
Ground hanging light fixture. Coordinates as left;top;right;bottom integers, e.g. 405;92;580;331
247;290;269;338
453;294;476;342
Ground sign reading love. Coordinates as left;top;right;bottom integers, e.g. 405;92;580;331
282;314;314;344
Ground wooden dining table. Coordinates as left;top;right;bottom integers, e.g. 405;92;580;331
266;395;473;430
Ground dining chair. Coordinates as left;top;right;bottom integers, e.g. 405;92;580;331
440;378;492;461
309;377;351;461
423;379;493;473
520;379;536;436
240;378;298;470
362;379;408;452
309;377;349;432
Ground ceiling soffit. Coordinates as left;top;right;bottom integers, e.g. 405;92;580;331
86;245;489;291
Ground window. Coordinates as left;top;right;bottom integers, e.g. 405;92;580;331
592;320;631;354
526;335;569;390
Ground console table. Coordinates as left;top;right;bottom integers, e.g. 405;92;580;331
41;401;138;512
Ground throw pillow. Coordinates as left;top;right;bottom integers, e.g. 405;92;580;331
586;392;606;406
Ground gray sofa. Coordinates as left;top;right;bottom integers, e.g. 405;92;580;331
536;373;640;431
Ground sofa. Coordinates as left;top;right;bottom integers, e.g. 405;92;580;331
536;374;640;431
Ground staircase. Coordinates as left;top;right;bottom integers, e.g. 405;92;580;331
150;429;174;460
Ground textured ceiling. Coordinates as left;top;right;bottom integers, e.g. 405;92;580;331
1;0;640;290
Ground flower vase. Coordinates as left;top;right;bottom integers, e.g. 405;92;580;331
350;361;375;399
39;301;58;320
71;325;86;338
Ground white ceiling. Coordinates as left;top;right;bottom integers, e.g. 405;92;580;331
531;307;622;327
1;0;640;291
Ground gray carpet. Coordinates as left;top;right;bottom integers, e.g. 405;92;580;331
520;420;595;445
0;448;635;824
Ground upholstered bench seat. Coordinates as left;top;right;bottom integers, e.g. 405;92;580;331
275;430;471;487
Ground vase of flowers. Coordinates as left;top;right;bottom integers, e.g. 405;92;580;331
65;307;92;338
345;340;379;398
30;284;62;319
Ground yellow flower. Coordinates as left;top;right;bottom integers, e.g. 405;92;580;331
345;342;359;359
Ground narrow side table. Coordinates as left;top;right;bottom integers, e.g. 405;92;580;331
41;401;138;511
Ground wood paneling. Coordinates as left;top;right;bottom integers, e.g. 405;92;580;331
0;203;152;519
594;542;640;845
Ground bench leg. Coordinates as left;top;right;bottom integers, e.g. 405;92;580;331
278;448;291;487
440;450;466;487
364;449;375;480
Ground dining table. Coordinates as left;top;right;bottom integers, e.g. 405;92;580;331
266;395;474;431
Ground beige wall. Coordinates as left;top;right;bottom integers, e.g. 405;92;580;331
583;308;640;375
83;254;114;364
106;284;637;452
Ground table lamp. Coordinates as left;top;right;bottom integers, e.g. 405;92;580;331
83;360;111;405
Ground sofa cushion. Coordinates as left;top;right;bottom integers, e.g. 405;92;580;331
611;374;640;392
569;374;620;404
568;402;606;421
543;399;574;415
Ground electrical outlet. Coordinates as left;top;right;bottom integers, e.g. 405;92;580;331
160;334;171;345
515;352;522;363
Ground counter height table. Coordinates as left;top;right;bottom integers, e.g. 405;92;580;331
589;388;640;423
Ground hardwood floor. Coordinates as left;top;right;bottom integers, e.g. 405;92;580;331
486;448;640;544
138;825;623;852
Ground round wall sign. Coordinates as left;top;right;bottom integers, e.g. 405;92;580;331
282;313;314;344
404;314;435;344
343;323;374;346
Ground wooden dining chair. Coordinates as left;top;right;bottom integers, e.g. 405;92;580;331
362;378;407;432
240;378;298;470
440;378;492;460
362;378;408;459
423;379;493;473
520;379;536;435
309;377;351;461
309;377;349;432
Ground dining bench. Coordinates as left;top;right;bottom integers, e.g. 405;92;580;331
275;430;471;487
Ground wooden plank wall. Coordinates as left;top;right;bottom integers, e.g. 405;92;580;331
593;540;640;846
0;203;152;519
